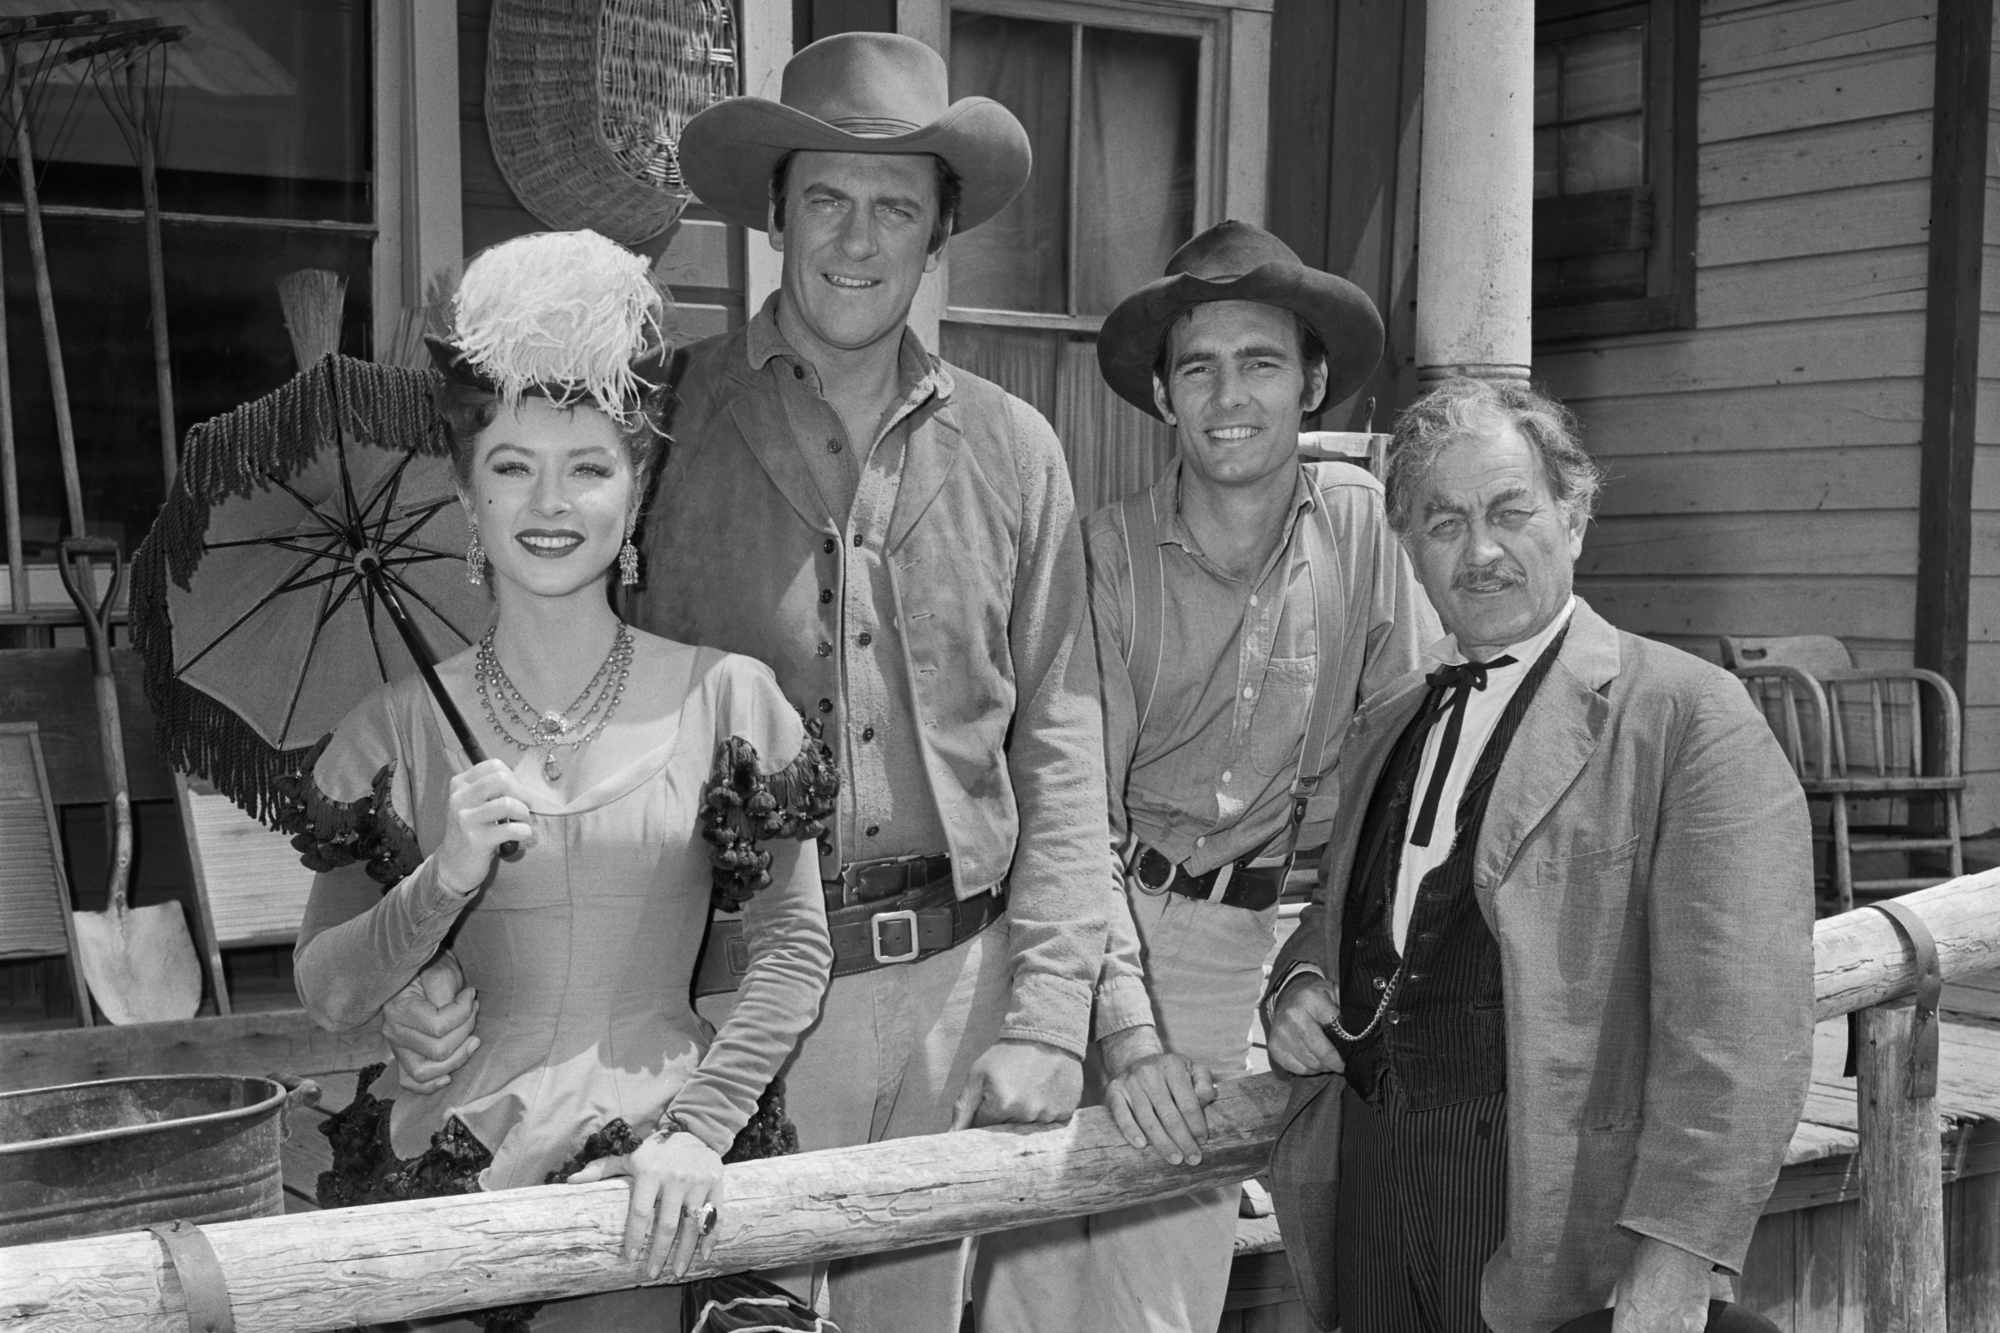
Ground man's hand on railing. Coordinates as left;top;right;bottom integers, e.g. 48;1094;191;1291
382;952;479;1093
1100;1024;1217;1166
950;1038;1084;1128
1266;975;1346;1078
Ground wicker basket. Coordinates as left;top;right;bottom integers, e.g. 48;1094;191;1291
485;0;738;245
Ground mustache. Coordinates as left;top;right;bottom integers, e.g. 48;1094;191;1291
1454;564;1523;593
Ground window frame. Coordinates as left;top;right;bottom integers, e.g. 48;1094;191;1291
1532;0;1695;343
935;0;1269;334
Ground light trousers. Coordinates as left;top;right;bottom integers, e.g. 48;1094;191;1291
700;912;1012;1332
976;890;1277;1333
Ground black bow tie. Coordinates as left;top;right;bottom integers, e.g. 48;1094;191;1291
1408;654;1518;848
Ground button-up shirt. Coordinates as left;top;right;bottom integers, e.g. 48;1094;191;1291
745;310;951;872
1091;459;1437;1038
1395;597;1577;949
636;295;1113;1055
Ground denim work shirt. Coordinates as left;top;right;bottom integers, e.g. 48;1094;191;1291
636;297;1113;1056
1088;459;1435;1038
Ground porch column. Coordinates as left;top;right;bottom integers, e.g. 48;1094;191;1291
1414;0;1534;383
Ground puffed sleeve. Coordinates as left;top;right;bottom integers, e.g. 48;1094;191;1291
289;683;466;1031
669;654;836;1153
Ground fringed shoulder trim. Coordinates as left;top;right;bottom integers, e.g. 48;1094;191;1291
271;736;423;888
699;719;839;911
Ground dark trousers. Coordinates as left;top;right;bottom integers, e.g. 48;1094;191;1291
1336;1073;1508;1332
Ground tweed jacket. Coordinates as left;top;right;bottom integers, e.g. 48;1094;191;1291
636;319;1112;1058
1266;598;1814;1332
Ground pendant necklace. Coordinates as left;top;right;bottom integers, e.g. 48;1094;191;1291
475;623;635;781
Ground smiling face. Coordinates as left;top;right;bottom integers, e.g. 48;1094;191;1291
1154;300;1327;495
770;150;942;366
1403;425;1586;659
462;397;637;603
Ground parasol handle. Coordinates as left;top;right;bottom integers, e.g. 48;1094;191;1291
372;574;520;860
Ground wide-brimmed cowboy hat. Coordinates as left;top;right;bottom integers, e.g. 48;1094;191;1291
1554;1301;1780;1333
678;32;1031;234
1098;220;1384;420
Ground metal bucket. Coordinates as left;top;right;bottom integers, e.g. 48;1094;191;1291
0;1073;309;1245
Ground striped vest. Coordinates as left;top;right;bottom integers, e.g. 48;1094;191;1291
1333;632;1566;1109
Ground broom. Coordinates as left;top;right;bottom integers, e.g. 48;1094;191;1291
277;268;348;370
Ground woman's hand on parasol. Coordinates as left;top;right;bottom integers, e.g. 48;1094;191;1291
437;758;536;897
567;1123;726;1280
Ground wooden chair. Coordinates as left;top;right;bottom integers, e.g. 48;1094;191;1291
1721;635;1964;914
173;773;316;1014
0;722;93;1024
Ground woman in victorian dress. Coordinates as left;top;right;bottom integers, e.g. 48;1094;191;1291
291;230;836;1329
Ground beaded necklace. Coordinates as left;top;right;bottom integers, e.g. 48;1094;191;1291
475;623;635;782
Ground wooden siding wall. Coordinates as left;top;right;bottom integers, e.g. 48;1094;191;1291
1527;0;2000;824
454;1;743;345
1975;21;2000;836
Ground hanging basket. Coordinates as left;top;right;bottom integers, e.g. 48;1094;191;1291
484;0;738;246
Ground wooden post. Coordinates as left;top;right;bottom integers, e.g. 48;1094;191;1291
1855;1003;1946;1331
1413;0;1533;383
0;1075;1289;1331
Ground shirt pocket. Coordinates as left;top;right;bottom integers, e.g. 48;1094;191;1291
1248;655;1320;775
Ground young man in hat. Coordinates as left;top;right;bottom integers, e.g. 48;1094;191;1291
1263;378;1814;1332
383;32;1113;1330
977;220;1436;1333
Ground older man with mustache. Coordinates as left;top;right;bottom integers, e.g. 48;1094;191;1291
1263;378;1814;1333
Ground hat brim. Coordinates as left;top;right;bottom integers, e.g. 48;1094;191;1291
678;96;1032;234
1097;263;1385;420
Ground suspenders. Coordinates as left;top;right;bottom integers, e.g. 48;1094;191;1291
1112;467;1349;857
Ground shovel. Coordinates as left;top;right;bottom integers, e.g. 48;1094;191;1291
58;536;201;1023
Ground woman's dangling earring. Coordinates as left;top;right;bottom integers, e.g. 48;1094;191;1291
466;527;486;586
618;532;640;587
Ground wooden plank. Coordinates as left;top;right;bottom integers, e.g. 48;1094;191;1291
0;649;175;806
0;1008;384;1093
1700;45;1934;144
1699;179;1929;268
1699;111;1930;207
1579;512;1916;578
1575;576;1917;642
0;1074;1293;1331
1856;1004;1947;1328
655;217;731;292
1737;1209;1800;1331
1696;248;1929;328
1946;1167;2000;1328
1701;0;1933;80
1265;0;1337;267
1568;381;1921;452
1586;446;1918;517
1535;313;1925;398
663;301;734;345
1916;0;1993;718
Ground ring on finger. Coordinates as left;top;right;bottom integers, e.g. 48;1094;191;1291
697;1202;719;1236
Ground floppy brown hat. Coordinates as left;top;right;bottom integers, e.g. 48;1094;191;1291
677;32;1031;234
1097;220;1384;420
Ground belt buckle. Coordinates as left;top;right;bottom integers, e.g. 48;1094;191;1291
869;908;922;964
1134;847;1175;895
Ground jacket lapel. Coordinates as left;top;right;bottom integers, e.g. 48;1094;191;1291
886;392;966;551
721;363;833;527
1474;600;1621;889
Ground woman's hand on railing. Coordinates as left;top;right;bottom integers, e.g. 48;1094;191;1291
566;1127;725;1281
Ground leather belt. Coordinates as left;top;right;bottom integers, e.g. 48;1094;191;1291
1133;845;1285;912
696;879;1003;996
828;852;955;907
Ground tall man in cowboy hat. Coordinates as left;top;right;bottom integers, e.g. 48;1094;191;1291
1264;377;1814;1332
381;31;1114;1330
977;220;1436;1333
